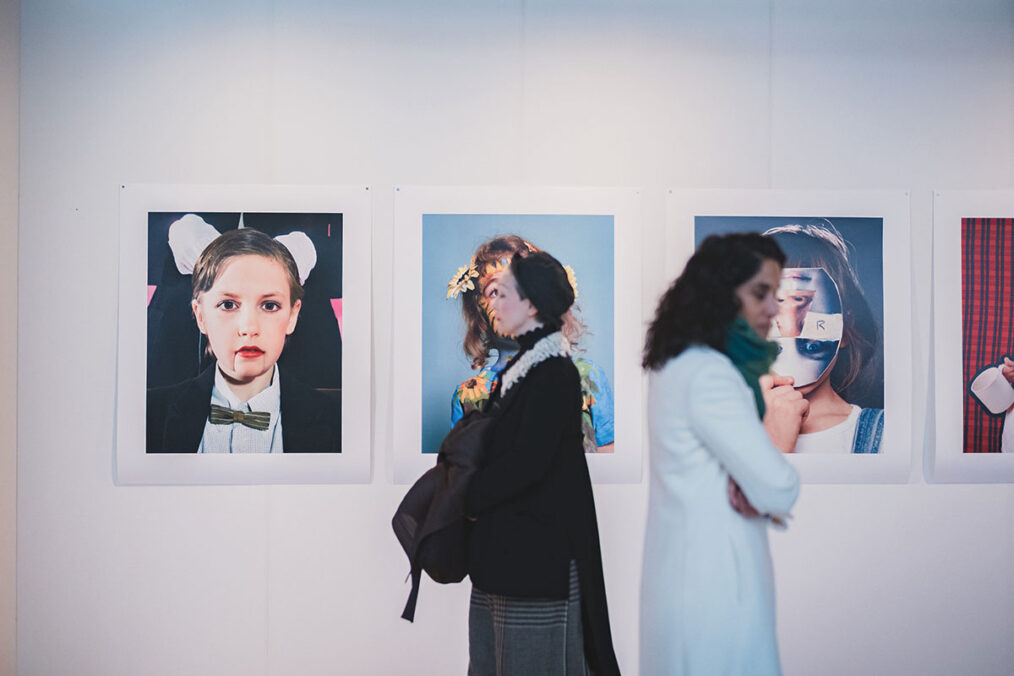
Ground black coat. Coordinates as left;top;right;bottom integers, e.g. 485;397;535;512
465;328;620;676
146;365;341;453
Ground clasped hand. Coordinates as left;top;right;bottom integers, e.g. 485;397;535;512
727;374;807;520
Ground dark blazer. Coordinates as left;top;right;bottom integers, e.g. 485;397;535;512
465;332;620;676
146;365;341;453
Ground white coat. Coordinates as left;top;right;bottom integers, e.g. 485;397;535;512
640;346;800;676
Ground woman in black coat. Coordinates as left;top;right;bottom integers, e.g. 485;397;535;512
465;251;620;676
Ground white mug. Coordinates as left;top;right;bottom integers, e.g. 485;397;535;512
970;365;1014;415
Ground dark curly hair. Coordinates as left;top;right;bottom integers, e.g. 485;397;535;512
643;232;785;370
764;220;882;408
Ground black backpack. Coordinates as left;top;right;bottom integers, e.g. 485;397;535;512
392;409;494;621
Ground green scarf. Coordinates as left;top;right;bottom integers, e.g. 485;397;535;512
723;316;778;417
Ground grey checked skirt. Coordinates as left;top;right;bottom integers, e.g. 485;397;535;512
468;561;590;676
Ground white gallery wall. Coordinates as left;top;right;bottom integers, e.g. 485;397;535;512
15;1;1014;674
2;0;17;673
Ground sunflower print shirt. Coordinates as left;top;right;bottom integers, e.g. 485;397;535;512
450;356;615;453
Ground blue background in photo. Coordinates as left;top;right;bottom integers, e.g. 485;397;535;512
694;216;884;329
421;214;615;453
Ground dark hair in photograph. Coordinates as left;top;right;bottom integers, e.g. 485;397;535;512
191;228;304;305
511;251;575;330
764;220;881;406
643;232;785;370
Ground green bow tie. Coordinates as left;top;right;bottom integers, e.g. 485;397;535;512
209;404;271;431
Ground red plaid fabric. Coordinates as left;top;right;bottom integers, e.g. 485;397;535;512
962;217;1014;453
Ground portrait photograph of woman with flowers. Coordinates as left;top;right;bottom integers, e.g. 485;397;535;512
419;214;616;457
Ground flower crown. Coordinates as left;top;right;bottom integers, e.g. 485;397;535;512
446;258;480;299
446;247;579;301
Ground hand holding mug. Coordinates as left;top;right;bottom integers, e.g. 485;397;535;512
1002;357;1014;384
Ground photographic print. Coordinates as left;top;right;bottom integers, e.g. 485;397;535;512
116;185;372;484
668;190;911;483
695;216;885;453
392;187;643;484
962;218;1014;454
423;215;615;456
933;191;1014;482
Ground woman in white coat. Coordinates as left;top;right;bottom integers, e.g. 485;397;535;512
640;233;805;675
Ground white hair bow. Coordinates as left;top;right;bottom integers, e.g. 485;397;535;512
167;213;317;285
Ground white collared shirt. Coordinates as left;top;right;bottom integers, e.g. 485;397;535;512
198;365;284;454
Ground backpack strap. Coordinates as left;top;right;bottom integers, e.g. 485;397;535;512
401;567;422;622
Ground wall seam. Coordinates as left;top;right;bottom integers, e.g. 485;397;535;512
9;0;20;673
766;0;774;190
264;487;271;676
520;0;527;182
265;4;276;675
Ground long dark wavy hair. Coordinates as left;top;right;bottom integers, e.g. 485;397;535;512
643;232;785;370
764;220;882;408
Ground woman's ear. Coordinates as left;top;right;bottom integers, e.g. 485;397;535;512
191;299;207;335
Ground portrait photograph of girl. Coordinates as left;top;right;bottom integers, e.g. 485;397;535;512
695;216;885;455
144;211;343;454
419;214;615;456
